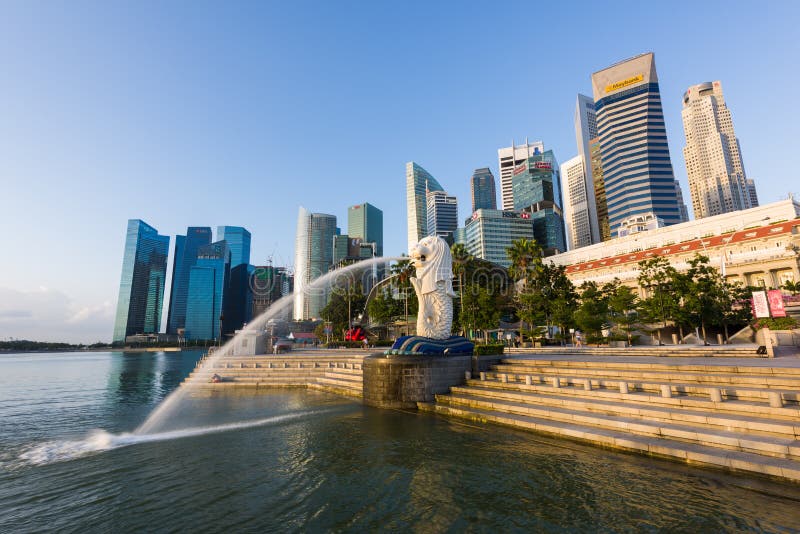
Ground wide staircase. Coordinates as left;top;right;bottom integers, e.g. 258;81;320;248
507;345;764;357
422;355;800;483
184;352;365;398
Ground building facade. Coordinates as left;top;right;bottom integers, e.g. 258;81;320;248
113;220;170;342
681;80;754;219
471;167;497;212
589;136;611;241
406;162;445;251
511;149;566;255
251;265;293;321
572;94;602;245
294;207;337;320
426;190;458;243
746;179;759;208
591;53;683;237
217;226;252;334
498;139;544;211
184;240;230;341
166;226;212;334
549;199;800;292
561;155;592;250
348;202;383;256
464;209;536;268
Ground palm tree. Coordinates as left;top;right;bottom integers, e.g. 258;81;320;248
506;238;542;283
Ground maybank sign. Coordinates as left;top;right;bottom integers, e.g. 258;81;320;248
605;74;644;94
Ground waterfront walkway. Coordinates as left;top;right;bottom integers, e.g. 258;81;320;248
197;346;800;484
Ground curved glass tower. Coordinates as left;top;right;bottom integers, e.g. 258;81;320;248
294;207;337;320
113;220;169;342
405;162;444;251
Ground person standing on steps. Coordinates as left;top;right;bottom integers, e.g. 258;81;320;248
575;330;583;348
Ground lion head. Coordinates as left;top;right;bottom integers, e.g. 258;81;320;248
409;236;454;295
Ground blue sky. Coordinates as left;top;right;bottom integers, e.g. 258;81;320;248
1;1;798;342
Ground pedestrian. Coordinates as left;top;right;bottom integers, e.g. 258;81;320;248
575;330;583;348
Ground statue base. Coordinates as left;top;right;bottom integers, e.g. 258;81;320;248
387;335;475;356
362;352;472;409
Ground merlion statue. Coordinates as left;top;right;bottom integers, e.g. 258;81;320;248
409;236;458;339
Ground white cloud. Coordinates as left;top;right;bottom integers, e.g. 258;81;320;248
0;287;115;344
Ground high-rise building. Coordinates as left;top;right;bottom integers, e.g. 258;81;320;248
348;202;383;256
571;94;602;245
675;180;690;222
511;149;567;255
592;53;683;237
217;226;251;267
746;179;759;207
113;220;170;343
251;265;293;321
294;207;337;320
464;209;536;268
426;190;458;243
471;168;497;212
217;226;252;334
589;137;611;241
681;81;755;219
498;139;544;210
185;240;230;341
166;226;212;334
561;155;591;250
406;162;445;251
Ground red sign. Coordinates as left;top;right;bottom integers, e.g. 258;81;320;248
534;161;552;170
513;164;527;176
520;212;530;219
752;291;770;318
767;290;786;318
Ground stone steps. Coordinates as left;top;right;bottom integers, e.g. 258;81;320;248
511;347;762;358
420;402;800;482
499;357;800;375
448;386;800;438
462;379;800;419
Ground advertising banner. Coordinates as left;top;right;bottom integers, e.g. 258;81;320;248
767;290;786;318
752;291;770;318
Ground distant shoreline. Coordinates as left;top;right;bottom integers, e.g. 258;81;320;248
0;347;196;355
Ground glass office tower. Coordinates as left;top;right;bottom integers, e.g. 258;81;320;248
471;168;497;212
112;220;170;343
294;207;337;320
348;202;383;256
426;190;458;243
591;53;682;236
217;226;252;334
406;162;444;251
184;240;231;341
511;150;567;255
166;226;212;334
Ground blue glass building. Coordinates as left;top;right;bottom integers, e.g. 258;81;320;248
471;168;497;212
591;53;682;237
184;240;231;341
348;202;383;256
166;226;212;334
406;162;444;251
512;150;567;255
217;226;252;334
112;220;170;343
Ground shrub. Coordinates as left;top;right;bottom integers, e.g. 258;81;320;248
752;317;798;331
474;344;505;356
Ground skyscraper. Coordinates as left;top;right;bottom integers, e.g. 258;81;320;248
681;81;755;218
294;207;337;320
166;226;212;334
746;179;759;207
471;168;497;212
568;94;602;246
589;136;611;241
217;226;252;334
591;53;683;237
406;162;444;251
348;202;383;256
217;226;251;267
464;209;536;268
512;150;567;255
113;220;170;343
561;155;591;250
497;139;544;210
426;190;458;243
185;241;230;341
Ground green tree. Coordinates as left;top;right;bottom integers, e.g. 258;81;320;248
637;257;680;344
320;283;366;339
507;238;542;283
605;280;639;343
574;282;609;344
683;254;728;344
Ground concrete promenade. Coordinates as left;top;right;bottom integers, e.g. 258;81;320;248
193;345;800;483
